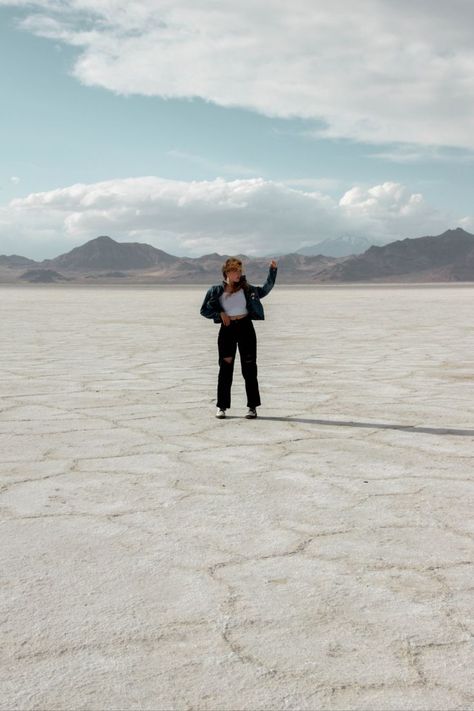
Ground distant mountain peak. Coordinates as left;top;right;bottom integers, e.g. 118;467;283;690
297;234;375;257
319;227;474;282
442;227;471;237
77;235;117;248
0;254;39;268
93;235;116;243
42;234;178;271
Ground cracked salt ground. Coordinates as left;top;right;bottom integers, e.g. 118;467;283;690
1;285;474;710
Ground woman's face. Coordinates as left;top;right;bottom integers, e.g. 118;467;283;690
226;267;242;284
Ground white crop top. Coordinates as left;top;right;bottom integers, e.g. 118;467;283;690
219;289;248;316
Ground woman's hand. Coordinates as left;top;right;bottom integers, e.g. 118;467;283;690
220;312;231;326
270;259;277;269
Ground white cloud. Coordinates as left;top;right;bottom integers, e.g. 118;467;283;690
282;178;344;193
459;215;474;232
0;176;461;259
10;176;21;184
370;145;474;164
3;0;474;149
338;181;447;241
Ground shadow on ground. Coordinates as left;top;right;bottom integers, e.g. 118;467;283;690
225;415;474;437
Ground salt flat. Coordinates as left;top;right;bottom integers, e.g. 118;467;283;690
1;285;473;711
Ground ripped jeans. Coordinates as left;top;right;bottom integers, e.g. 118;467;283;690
217;316;261;410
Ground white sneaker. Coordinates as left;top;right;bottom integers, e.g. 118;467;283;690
245;408;257;419
215;408;226;419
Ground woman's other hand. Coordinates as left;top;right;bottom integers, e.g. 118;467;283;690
270;259;277;269
220;312;231;326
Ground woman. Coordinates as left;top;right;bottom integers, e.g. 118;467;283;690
200;257;278;419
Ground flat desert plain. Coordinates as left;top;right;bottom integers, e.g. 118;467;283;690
1;285;473;711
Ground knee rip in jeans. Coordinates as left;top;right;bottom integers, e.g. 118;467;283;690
223;356;233;365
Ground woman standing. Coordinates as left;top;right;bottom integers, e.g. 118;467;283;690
200;257;278;419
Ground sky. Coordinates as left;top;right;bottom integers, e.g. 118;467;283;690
1;0;473;259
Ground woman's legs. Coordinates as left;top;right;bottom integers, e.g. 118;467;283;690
216;324;237;409
237;319;261;408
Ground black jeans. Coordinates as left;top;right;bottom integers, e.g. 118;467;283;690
217;316;261;410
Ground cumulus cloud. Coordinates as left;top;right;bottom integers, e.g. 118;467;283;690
2;0;474;149
339;182;446;242
0;176;460;258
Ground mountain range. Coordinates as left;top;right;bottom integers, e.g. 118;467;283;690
297;234;374;257
1;229;474;284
